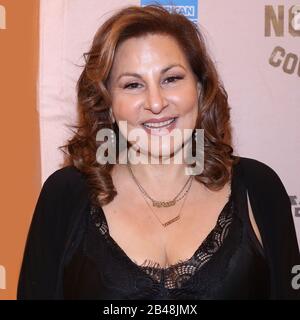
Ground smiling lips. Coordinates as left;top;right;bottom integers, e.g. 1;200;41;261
141;116;178;135
143;117;177;128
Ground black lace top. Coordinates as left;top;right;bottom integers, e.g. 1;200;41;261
63;171;270;300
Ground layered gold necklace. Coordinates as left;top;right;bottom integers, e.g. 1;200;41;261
127;161;194;227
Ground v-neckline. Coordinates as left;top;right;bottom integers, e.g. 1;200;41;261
91;166;236;288
99;194;233;264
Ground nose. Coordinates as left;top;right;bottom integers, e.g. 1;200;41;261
145;83;168;114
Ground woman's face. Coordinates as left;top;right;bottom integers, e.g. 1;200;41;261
107;33;201;162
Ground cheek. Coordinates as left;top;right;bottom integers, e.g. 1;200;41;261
175;91;199;115
112;95;140;122
172;83;199;109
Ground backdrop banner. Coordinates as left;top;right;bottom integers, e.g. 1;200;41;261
0;0;299;299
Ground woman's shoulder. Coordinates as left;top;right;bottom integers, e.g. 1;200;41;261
43;165;84;187
41;165;87;198
233;155;290;203
35;165;90;224
234;155;284;180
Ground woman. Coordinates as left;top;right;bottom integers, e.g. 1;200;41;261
17;4;300;300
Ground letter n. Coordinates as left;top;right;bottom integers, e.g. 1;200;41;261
265;5;284;37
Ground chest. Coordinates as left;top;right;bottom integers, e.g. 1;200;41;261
100;181;232;268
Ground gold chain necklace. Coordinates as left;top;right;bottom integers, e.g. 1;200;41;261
139;176;193;227
126;158;194;227
127;162;193;208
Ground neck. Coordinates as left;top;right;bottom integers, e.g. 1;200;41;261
117;147;194;200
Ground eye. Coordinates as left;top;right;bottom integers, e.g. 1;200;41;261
123;76;184;89
124;82;142;89
164;76;184;84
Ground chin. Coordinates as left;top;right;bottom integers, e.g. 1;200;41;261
139;143;185;163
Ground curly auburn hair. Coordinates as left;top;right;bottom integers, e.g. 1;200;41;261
59;4;240;208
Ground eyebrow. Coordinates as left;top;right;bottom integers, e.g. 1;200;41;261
116;63;186;81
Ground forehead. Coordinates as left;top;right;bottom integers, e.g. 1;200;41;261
111;34;189;73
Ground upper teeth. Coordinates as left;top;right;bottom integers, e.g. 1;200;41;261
143;118;175;128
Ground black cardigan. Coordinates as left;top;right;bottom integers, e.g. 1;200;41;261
17;156;300;299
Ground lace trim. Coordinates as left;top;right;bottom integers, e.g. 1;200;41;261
89;197;234;289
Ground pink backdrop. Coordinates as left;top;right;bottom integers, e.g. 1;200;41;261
38;0;300;246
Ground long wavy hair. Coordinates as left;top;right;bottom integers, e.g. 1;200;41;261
59;4;240;208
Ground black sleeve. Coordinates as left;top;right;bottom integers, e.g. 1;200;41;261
243;157;300;299
17;168;70;299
